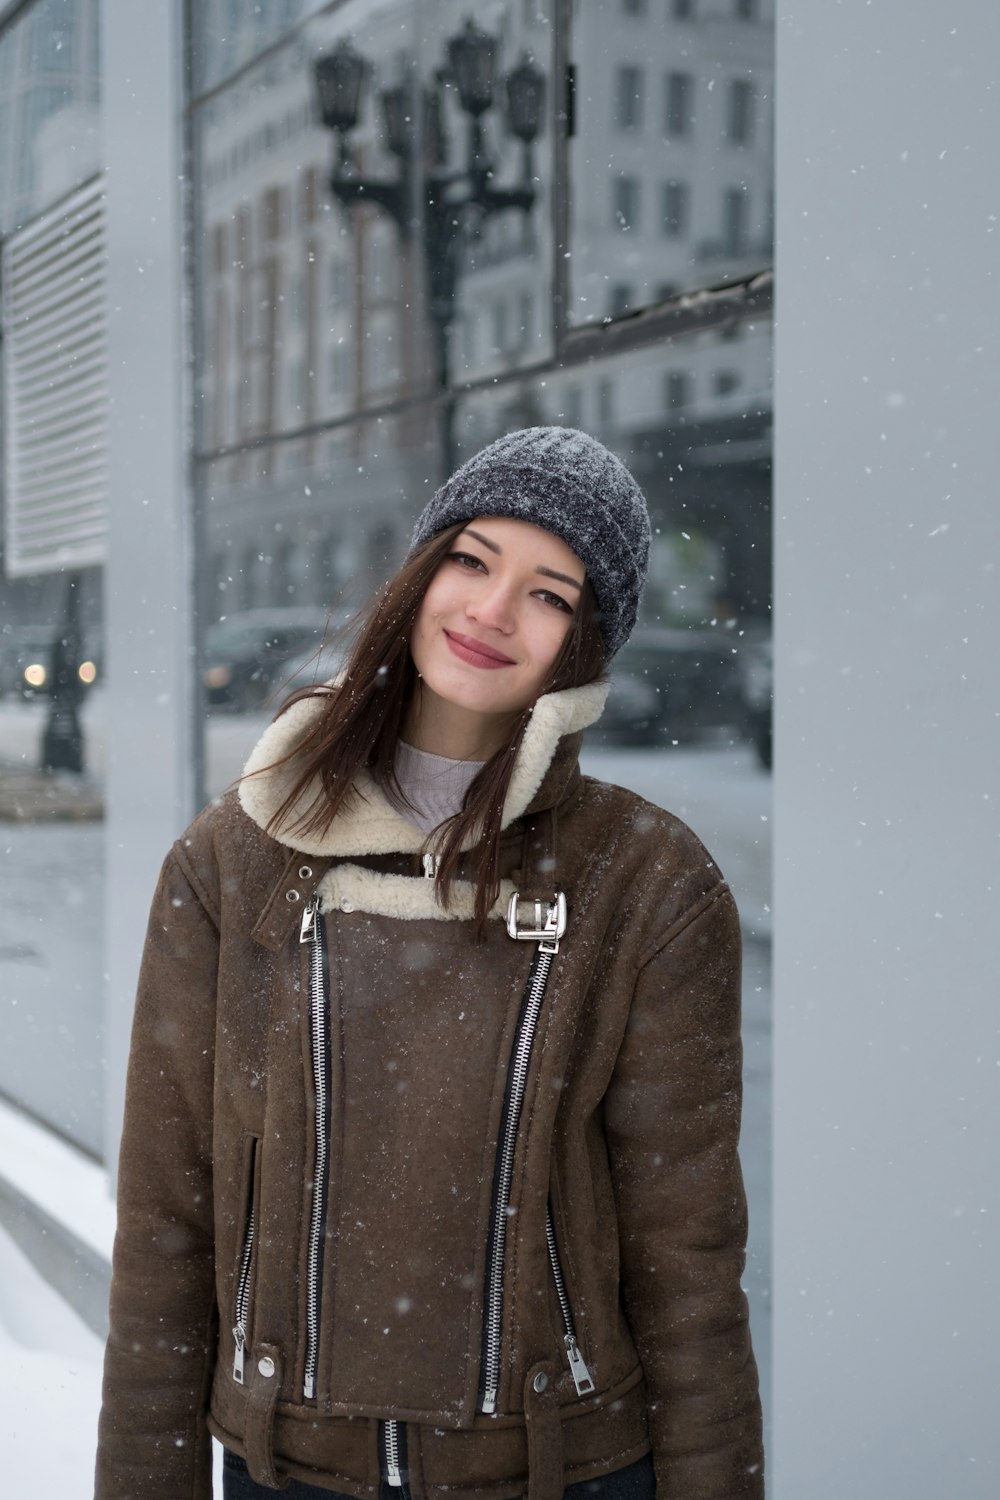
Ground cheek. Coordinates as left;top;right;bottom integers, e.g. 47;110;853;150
534;616;573;677
416;573;452;625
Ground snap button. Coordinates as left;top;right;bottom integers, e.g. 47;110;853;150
285;889;301;903
340;898;354;913
258;1356;275;1379
532;1371;548;1393
298;865;313;880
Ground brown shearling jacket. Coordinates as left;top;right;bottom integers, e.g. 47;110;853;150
95;682;763;1500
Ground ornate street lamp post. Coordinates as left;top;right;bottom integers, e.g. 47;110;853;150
41;571;85;774
313;19;545;476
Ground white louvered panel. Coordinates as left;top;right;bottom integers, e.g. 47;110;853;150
2;176;108;577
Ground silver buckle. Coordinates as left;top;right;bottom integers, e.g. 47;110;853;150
506;890;567;953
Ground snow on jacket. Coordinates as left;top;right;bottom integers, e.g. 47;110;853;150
95;681;764;1500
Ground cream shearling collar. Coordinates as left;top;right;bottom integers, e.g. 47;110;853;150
238;679;608;858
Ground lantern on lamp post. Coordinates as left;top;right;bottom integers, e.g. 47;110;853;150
312;21;545;475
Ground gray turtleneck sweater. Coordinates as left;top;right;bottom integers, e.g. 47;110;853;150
391;741;485;837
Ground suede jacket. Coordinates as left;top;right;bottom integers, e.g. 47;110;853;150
95;682;763;1500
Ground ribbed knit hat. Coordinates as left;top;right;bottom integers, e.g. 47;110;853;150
411;427;650;658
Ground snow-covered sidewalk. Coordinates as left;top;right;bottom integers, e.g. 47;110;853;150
0;1221;104;1496
0;1088;228;1492
0;1095;112;1496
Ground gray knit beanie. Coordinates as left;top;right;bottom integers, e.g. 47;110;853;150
410;427;650;658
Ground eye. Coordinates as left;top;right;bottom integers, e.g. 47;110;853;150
448;550;487;572
535;588;575;614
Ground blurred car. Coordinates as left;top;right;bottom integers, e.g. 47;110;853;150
0;624;100;699
737;633;772;769
590;625;747;747
203;608;331;711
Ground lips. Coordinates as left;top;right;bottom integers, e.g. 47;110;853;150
443;630;517;669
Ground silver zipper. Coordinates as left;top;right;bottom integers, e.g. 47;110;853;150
301;895;329;1399
231;1208;255;1384
422;852;438;879
545;1208;595;1396
480;894;566;1415
383;1418;403;1487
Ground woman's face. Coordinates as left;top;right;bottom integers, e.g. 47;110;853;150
409;516;586;726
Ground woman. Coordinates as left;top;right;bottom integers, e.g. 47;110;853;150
95;427;763;1500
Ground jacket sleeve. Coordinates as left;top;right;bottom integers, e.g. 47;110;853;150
95;843;220;1500
603;884;764;1499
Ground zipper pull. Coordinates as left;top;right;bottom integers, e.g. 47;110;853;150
384;1419;403;1487
422;852;438;879
299;896;318;943
563;1333;595;1396
232;1325;246;1384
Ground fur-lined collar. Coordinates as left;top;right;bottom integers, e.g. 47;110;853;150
238;680;608;858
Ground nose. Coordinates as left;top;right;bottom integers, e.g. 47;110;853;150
467;578;516;634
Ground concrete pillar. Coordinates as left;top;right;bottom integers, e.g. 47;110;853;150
773;3;1000;1493
101;0;196;1178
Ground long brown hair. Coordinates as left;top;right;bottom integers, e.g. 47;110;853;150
263;521;606;928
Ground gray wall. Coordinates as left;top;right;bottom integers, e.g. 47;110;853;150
772;3;1000;1494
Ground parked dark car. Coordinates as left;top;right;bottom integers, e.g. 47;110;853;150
0;624;100;699
203;608;331;711
590;625;747;747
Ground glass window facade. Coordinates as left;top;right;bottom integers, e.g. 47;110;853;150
186;0;773;717
0;0;100;236
0;0;103;1156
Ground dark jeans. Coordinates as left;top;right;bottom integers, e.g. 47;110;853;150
222;1447;656;1500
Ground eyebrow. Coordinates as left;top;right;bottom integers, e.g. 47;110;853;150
462;527;584;591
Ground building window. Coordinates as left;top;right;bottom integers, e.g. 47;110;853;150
735;0;757;17
212;224;227;275
661;180;689;236
597;377;615;426
615;65;645;129
328;257;348;311
609;283;633;318
491;298;509;353
461;312;476;368
261;186;285;242
612;174;641;231
623;0;647;13
714;369;741;396
727;79;755;144
300;166;320;225
561;384;583;427
517;291;533;348
722;186;748;255
672;0;695;16
664;370;692;409
665;72;693;138
234;206;252;270
328;343;350;398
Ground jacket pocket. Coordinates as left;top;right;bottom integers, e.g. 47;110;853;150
232;1134;261;1385
545;1203;595;1397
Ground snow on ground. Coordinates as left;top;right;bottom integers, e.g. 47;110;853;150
0;1220;103;1497
0;1096;112;1494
